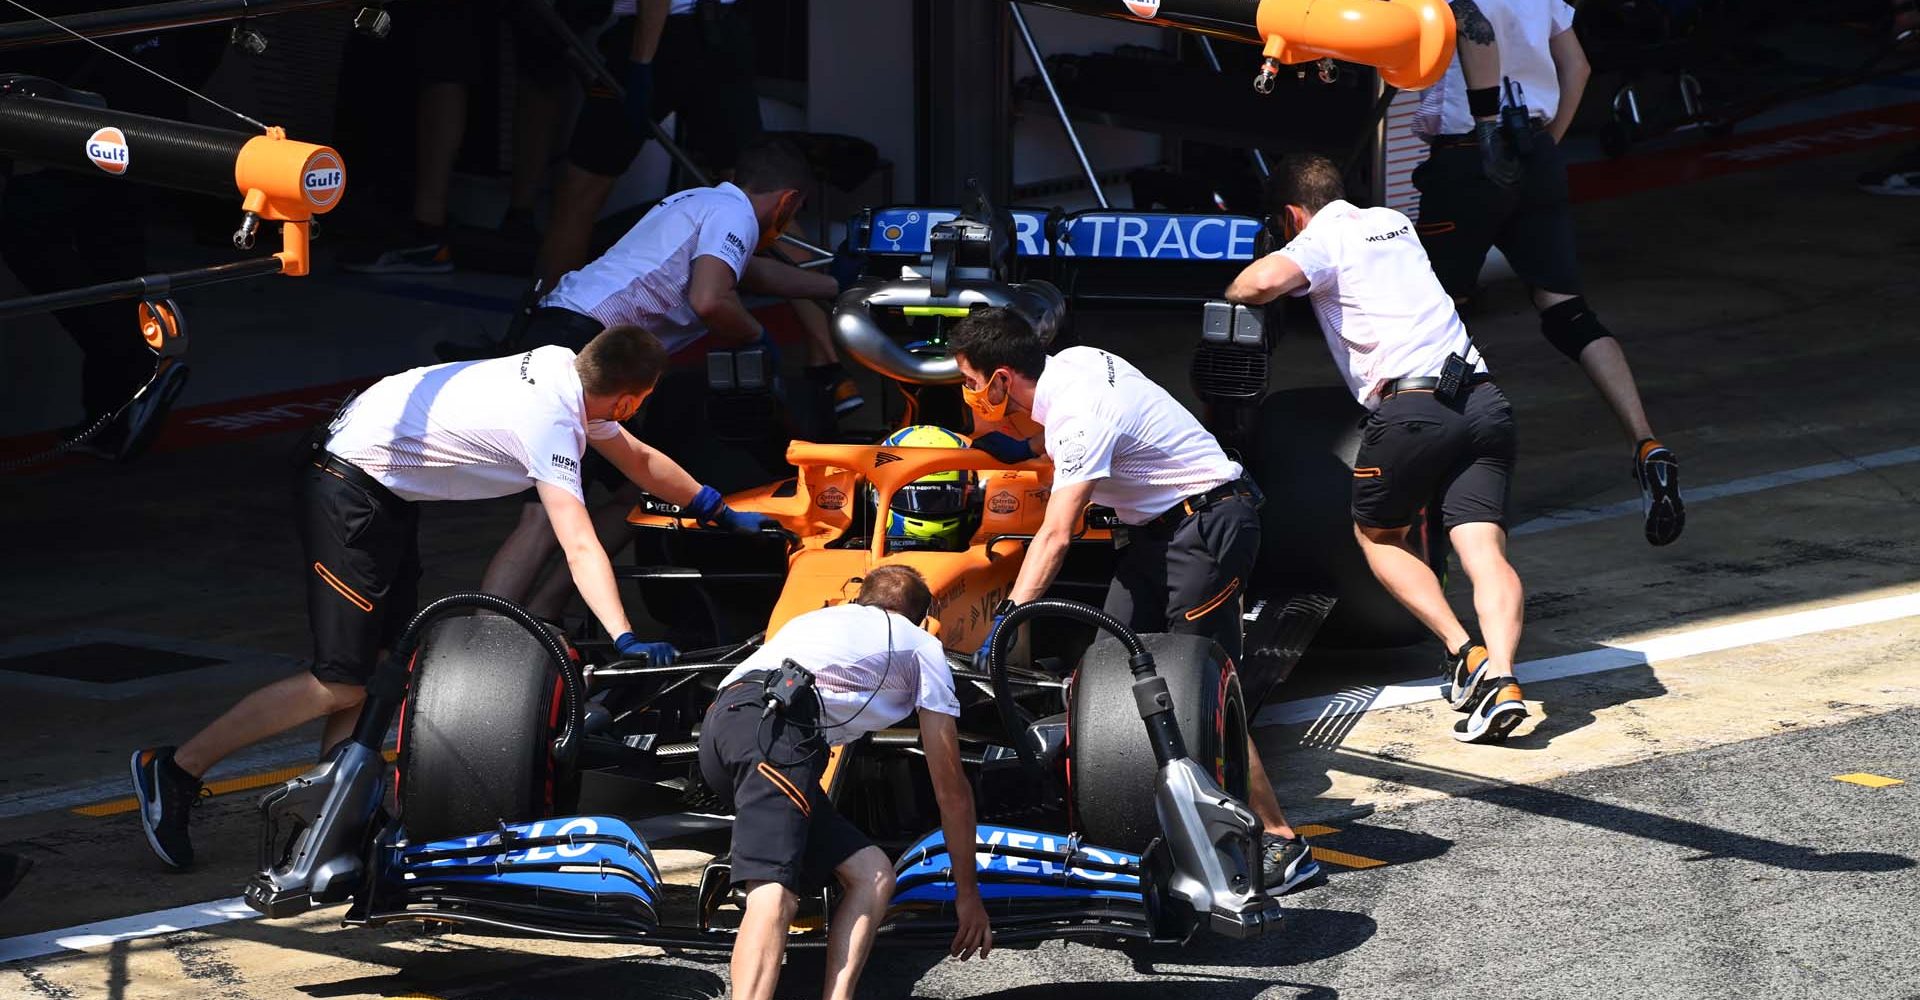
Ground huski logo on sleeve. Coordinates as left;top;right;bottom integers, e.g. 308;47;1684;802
85;127;130;175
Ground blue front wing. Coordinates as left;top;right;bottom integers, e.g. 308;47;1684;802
369;817;1159;946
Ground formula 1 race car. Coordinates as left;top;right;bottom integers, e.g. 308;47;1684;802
240;191;1419;950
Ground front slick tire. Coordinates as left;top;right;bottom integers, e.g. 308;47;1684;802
398;615;562;842
1069;633;1248;853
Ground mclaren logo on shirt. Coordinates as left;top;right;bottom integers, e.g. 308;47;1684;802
519;352;537;385
1364;225;1411;243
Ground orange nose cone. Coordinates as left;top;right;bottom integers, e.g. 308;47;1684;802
1254;0;1456;91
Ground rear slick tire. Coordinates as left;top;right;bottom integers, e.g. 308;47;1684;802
397;615;560;843
1069;633;1248;853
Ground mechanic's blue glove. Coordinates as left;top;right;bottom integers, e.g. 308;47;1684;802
828;239;866;294
614;632;677;665
621;59;655;136
685;484;775;535
973;614;1009;673
972;431;1034;464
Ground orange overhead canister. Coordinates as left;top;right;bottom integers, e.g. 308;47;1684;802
233;126;346;277
1255;0;1455;90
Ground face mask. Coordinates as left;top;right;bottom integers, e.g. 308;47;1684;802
962;371;1008;424
757;190;802;252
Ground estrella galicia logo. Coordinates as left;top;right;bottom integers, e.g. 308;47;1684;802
551;453;579;475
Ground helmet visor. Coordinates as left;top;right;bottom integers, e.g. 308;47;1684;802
890;482;971;517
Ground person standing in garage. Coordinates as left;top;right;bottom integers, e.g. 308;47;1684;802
1226;153;1530;745
1410;0;1686;546
950;308;1324;896
127;327;770;869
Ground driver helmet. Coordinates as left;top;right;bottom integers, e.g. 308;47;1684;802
875;425;977;551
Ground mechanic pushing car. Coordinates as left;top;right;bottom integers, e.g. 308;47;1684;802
700;565;991;1000
950;309;1323;896
471;139;858;623
127;327;768;869
1226;153;1530;744
1411;0;1686;546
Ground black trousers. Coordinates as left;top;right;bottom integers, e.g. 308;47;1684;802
1103;494;1262;661
1413;131;1583;298
569;8;763;177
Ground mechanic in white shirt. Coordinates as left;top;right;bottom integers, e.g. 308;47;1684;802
947;310;1323;898
478;140;859;619
129;327;770;871
1227;153;1529;746
1411;0;1685;546
700;567;990;1000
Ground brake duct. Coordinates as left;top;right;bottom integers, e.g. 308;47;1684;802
1017;0;1456;93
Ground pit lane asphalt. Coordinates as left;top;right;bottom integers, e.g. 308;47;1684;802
5;106;1920;996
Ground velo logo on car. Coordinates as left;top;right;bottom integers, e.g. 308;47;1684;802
301;151;345;209
85;127;130;175
1123;0;1159;18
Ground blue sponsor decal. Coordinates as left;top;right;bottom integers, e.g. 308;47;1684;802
892;824;1144;904
864;208;1262;261
385;815;660;905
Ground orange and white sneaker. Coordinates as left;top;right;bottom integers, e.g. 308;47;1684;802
1635;439;1685;547
1441;641;1491;712
1453;677;1528;744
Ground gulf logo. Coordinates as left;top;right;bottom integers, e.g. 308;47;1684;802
1123;0;1159;18
301;151;345;209
85;127;130;175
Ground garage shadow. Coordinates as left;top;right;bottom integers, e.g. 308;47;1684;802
1500;661;1669;750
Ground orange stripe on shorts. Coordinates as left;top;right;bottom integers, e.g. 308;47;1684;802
313;562;373;613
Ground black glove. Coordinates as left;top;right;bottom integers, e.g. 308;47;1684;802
1473;119;1520;189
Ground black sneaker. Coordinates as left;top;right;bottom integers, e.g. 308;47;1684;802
1259;832;1325;895
130;747;203;869
1439;641;1491;712
1635;439;1685;547
1453;677;1528;744
341;240;453;275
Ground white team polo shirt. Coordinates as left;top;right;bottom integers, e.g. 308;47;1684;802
324;346;622;504
1029;346;1244;526
1413;0;1578;137
543;183;759;355
1275;199;1484;409
723;603;961;746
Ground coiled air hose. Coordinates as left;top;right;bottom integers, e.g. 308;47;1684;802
985;598;1163;785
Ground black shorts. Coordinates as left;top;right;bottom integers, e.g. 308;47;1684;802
1413;132;1582;298
300;460;421;685
1104;493;1261;662
569;10;763;177
1351;383;1517;532
697;676;872;892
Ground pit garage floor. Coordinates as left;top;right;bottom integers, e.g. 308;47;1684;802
4;97;1920;998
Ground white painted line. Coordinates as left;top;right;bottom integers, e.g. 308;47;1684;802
1510;445;1920;537
1255;589;1920;729
0;896;257;965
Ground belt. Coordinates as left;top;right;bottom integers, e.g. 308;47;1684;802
1379;373;1493;398
1140;478;1262;534
1430;118;1549;148
313;450;410;513
723;669;772;695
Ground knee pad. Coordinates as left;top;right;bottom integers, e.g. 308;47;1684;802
1540;297;1609;360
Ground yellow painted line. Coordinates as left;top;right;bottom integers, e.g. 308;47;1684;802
1311;845;1388;870
75;750;398;817
1833;772;1905;788
1295;824;1341;838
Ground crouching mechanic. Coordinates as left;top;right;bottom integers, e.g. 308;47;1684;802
129;328;756;868
1226;154;1529;744
700;566;991;1000
949;308;1323;896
